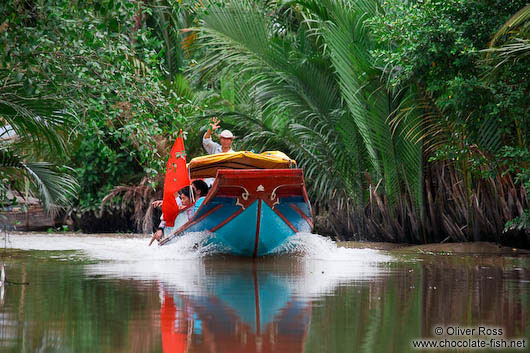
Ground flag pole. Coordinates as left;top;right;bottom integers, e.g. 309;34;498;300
182;129;195;203
189;166;195;203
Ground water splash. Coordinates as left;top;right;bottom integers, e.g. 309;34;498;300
5;232;217;261
6;232;392;263
274;232;392;262
270;233;394;296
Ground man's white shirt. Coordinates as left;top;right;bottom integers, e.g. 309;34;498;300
202;133;234;186
202;134;234;154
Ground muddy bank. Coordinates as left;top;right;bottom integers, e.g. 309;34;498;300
338;241;530;255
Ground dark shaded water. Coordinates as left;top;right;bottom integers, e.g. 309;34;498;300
0;233;529;352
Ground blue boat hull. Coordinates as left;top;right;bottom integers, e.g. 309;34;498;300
159;169;313;257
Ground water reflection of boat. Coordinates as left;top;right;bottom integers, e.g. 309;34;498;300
159;261;312;353
160;152;313;257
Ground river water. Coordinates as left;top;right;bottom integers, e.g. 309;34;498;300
0;232;529;352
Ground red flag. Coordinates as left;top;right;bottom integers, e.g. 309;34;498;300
162;130;190;227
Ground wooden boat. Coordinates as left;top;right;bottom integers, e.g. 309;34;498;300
159;151;313;257
1;194;55;231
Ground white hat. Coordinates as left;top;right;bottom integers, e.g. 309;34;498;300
219;129;235;139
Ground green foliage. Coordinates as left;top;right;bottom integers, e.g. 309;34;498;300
318;0;422;207
0;30;79;212
0;0;210;212
148;0;201;79
0;71;75;157
194;0;422;214
367;0;529;242
372;0;525;86
496;146;530;189
371;0;529;172
504;209;530;234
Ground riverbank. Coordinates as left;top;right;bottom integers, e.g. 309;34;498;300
338;241;530;255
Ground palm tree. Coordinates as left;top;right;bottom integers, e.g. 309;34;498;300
0;72;78;213
194;0;363;205
192;0;423;239
148;0;200;80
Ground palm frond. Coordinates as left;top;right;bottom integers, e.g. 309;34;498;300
319;0;422;205
482;38;530;70
0;148;79;213
489;4;530;48
483;4;530;72
149;0;187;78
0;72;76;154
195;0;424;215
388;84;451;154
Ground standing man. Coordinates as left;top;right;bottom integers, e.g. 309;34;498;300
203;117;235;154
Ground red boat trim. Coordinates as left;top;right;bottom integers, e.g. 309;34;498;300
290;203;314;229
271;206;298;233
159;204;223;245
252;265;261;334
252;199;262;258
209;208;245;232
300;172;314;220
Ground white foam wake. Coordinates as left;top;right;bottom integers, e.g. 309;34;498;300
274;232;391;261
4;232;215;261
5;232;391;263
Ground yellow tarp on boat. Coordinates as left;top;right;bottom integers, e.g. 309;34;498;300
189;151;296;179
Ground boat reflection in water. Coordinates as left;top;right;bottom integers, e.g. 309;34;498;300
80;233;389;353
159;260;312;353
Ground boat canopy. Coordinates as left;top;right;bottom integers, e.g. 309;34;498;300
188;151;296;179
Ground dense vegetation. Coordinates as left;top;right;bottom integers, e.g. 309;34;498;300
1;0;528;245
